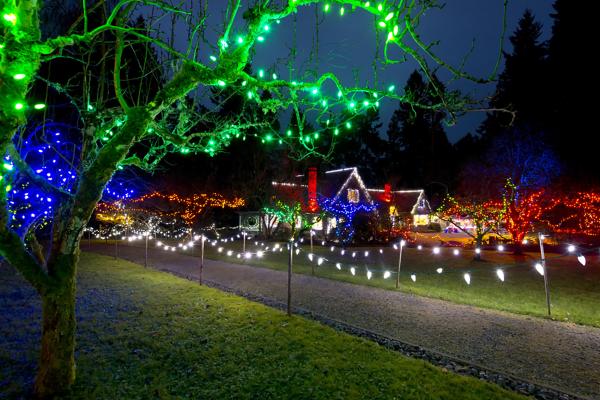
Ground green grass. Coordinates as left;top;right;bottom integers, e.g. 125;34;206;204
0;253;527;399
191;240;600;327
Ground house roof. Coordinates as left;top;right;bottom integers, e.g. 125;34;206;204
367;188;431;215
272;167;430;214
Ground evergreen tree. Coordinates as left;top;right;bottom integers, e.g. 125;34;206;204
479;10;547;140
329;107;384;184
386;70;453;189
547;0;598;184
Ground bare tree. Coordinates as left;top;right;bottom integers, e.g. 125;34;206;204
0;1;506;396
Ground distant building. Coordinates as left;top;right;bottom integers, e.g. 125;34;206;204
240;167;431;236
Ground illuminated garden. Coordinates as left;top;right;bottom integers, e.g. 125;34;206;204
1;1;598;399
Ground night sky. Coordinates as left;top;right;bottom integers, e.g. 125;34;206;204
162;1;553;143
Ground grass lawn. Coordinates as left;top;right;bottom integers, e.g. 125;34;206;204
0;253;526;399
184;239;600;327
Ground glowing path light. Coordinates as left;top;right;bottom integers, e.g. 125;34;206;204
410;274;416;282
432;247;440;255
577;255;587;266
317;257;324;266
497;245;505;252
496;269;505;282
453;249;460;256
567;244;576;253
330;246;335;252
463;273;471;285
417;245;423;250
350;267;356;276
308;253;314;261
364;251;369;257
436;268;443;274
383;271;391;279
227;250;233;256
475;248;481;255
367;270;373;280
257;250;264;258
336;263;341;270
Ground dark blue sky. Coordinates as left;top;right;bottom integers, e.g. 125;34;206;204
253;1;554;143
162;1;554;143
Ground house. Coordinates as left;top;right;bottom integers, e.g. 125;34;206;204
239;167;431;235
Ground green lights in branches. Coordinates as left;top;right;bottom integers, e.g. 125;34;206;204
3;13;16;25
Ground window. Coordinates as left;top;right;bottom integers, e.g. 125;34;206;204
347;189;359;203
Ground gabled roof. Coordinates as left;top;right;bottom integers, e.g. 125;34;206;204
323;167;373;204
367;189;431;214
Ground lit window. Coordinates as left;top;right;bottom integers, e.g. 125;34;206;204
347;189;359;203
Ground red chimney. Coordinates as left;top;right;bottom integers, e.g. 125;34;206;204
308;167;318;212
383;183;392;203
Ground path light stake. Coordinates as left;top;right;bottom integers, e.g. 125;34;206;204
199;235;205;285
144;232;149;268
287;239;293;316
114;234;118;259
538;232;551;316
396;239;405;289
242;231;246;253
310;230;314;254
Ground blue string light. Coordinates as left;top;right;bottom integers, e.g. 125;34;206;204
3;123;136;237
318;196;377;243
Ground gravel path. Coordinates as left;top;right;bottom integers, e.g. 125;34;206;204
89;243;600;399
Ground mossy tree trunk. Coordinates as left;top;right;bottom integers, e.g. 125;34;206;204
34;255;78;398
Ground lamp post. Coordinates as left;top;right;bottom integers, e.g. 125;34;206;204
538;232;551;316
199;235;205;285
396;239;405;289
287;239;293;316
144;232;149;268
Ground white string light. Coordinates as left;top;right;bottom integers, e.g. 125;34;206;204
534;263;544;276
496;269;505;282
464;273;471;285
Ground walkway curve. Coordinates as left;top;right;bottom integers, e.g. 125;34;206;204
89;243;600;399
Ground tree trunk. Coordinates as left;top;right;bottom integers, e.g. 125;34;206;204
474;236;483;261
34;257;77;399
